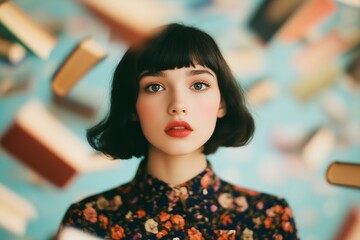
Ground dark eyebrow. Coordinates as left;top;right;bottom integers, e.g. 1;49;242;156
139;71;165;79
139;69;215;79
187;69;215;77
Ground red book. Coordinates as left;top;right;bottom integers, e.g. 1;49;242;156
277;0;336;43
335;206;360;240
0;100;118;188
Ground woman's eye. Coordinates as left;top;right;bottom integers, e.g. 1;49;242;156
192;82;209;91
145;84;164;92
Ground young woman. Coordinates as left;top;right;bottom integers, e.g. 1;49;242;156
59;23;299;239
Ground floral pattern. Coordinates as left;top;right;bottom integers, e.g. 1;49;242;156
60;160;300;239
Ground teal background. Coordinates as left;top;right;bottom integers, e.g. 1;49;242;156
0;0;359;239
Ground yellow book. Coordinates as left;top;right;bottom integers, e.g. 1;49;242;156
51;38;107;97
326;161;360;189
291;63;339;101
0;1;56;59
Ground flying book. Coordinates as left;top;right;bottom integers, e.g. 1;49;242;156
80;0;169;45
291;63;339;101
301;127;336;170
277;0;335;43
0;36;26;64
0;183;37;236
51;38;107;97
0;76;33;98
246;79;278;106
293;30;360;74
0;99;118;188
248;0;304;43
326;161;360;189
224;48;265;77
335;206;360;240
57;227;102;240
0;1;56;59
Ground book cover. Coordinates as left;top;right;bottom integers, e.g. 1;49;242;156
277;0;336;43
293;30;360;74
291;63;339;101
0;1;56;59
335;206;360;240
246;79;278;106
51;38;107;97
0;183;37;236
248;0;303;43
80;0;169;45
0;100;118;188
326;161;360;189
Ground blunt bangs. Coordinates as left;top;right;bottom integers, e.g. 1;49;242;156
136;24;222;76
87;23;255;159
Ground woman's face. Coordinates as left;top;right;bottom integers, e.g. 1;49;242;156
136;65;226;157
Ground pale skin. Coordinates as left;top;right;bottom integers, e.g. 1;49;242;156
136;65;226;186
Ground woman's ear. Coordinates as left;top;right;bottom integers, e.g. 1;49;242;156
217;99;226;118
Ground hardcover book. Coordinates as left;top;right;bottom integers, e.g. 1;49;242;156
81;0;168;45
51;38;107;97
0;183;37;236
0;100;118;188
0;1;56;59
326;161;360;189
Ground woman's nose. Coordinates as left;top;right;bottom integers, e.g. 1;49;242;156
167;93;187;116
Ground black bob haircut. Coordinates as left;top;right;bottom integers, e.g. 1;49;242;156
87;23;255;159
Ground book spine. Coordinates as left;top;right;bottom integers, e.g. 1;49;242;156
248;0;303;43
326;162;360;189
51;38;106;97
0;1;56;59
0;122;77;188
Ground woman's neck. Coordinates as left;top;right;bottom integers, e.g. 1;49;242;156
146;146;207;186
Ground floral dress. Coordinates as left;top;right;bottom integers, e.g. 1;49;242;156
59;160;300;239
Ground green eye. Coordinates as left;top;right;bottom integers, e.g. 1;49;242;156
192;82;209;91
146;84;164;92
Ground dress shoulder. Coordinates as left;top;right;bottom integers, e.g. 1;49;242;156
59;181;134;236
216;179;300;239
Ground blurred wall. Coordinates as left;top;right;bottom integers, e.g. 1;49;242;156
0;0;359;239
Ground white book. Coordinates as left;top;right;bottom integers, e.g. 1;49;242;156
0;1;56;59
0;183;37;236
58;227;103;240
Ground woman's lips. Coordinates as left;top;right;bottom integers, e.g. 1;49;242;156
165;121;193;138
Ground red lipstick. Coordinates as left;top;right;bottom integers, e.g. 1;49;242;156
165;121;193;138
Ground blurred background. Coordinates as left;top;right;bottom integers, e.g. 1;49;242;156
0;0;359;239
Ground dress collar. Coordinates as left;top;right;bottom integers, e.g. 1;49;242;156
131;158;221;210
